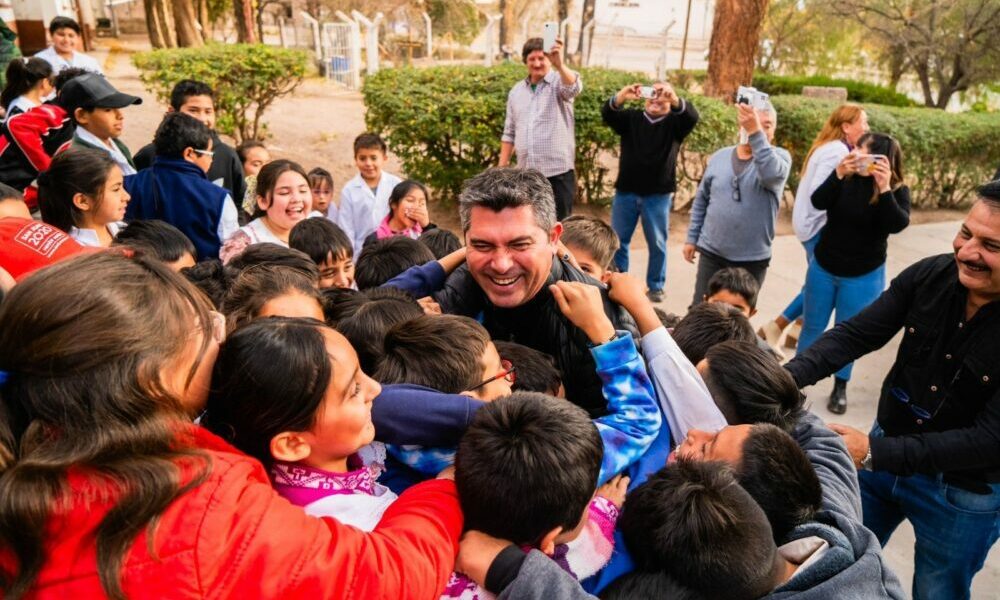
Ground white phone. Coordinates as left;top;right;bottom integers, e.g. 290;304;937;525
543;22;558;53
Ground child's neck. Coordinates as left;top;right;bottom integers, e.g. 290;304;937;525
78;216;114;246
387;213;409;232
303;456;350;474
24;87;45;105
260;215;291;243
82;126;114;148
56;48;74;60
361;172;381;189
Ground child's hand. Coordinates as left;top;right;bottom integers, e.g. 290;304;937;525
418;296;442;315
596;474;630;509
549;281;616;345
607;272;662;336
405;205;430;227
455;531;514;586
555;240;582;272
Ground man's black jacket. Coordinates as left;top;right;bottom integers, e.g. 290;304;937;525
434;257;639;417
786;254;1000;493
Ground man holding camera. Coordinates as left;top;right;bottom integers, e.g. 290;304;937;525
602;82;699;303
499;37;582;220
684;97;791;307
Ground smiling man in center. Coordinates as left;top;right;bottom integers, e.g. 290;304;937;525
433;167;637;417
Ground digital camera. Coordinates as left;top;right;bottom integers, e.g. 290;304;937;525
736;86;770;110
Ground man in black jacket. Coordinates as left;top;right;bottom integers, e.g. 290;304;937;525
133;80;245;204
784;179;1000;600
601;81;698;303
434;167;637;417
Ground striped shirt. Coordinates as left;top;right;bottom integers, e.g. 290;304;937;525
502;69;582;177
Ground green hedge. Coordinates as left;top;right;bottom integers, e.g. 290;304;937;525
364;65;999;209
133;44;307;143
753;73;915;108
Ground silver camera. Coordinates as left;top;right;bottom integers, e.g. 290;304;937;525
736;86;770;110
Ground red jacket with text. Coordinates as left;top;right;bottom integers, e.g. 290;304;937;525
6;425;462;599
0;104;74;207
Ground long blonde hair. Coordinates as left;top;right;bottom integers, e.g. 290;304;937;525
801;103;865;176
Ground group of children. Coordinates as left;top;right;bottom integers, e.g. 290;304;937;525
0;16;904;600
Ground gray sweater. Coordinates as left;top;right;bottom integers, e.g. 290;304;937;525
685;131;792;261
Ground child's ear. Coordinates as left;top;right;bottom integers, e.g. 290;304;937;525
73;107;89;125
270;431;313;463
600;270;612;284
538;527;563;557
749;307;758;317
71;192;92;212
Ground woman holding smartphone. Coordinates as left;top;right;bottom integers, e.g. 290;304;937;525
797;132;910;414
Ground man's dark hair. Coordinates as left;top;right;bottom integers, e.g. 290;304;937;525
169;79;214;111
181;259;231;308
456;392;602;545
978;179;1000;211
334;287;423;373
600;571;706;600
49;16;81;34
289;217;353;265
522;37;544;62
376;315;491;393
619;460;780;599
459;167;556;234
354;236;435;289
226;243;319;283
353;132;387;156
494;341;561;395
672;302;756;365
703;341;803;431
112;220;196;265
736;424;822;543
418;227;462;259
706;267;760;310
52;67;90;93
153;112;211;158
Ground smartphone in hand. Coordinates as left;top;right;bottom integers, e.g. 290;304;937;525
543;22;558;53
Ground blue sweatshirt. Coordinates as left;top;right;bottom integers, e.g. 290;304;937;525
685;131;792;261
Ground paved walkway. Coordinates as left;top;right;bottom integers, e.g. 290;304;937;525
623;220;998;599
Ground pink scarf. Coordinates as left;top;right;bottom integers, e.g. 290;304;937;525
375;213;423;241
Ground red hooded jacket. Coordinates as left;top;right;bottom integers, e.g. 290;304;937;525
8;425;463;599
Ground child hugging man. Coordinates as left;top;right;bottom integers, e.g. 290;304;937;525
59;72;141;175
449;393;629;599
561;215;620;284
336;133;403;257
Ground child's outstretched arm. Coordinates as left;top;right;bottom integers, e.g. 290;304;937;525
373;383;484;447
606;273;727;442
381;246;467;298
550;281;661;484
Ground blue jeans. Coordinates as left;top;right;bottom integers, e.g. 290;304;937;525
611;191;672;292
860;425;1000;600
780;233;820;322
798;260;885;381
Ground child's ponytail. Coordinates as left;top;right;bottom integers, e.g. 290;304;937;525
1;57;53;110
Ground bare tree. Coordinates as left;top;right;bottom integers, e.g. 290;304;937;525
706;0;770;99
832;0;1000;108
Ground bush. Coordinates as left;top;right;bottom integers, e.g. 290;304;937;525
133;44;307;142
364;65;998;210
753;73;915;108
772;95;1000;208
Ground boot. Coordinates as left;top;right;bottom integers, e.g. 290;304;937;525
827;377;848;415
757;320;785;353
784;320;802;350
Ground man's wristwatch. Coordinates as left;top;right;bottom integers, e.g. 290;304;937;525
860;447;873;471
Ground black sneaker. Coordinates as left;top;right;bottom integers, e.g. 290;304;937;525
646;290;664;303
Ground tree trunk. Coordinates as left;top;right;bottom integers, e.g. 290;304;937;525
144;0;177;48
233;0;257;43
705;0;770;100
195;0;211;39
576;0;595;65
499;0;516;51
172;0;204;47
557;0;569;22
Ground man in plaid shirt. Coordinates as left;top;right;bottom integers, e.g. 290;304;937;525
499;36;582;220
